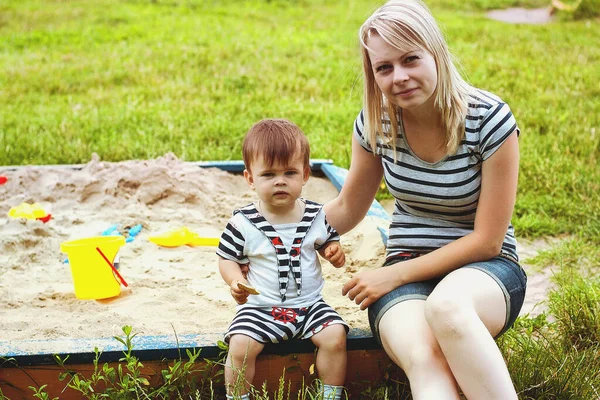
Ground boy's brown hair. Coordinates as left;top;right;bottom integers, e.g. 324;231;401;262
242;119;310;173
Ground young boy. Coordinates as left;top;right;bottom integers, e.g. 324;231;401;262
217;119;348;400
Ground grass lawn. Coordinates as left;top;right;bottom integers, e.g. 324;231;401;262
1;0;598;241
1;0;599;398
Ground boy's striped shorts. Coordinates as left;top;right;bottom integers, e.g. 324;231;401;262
224;298;349;344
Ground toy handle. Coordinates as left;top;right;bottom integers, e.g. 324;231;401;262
96;247;129;287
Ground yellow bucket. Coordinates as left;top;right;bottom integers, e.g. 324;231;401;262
60;236;126;300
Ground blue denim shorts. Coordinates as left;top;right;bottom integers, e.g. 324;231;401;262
368;254;528;343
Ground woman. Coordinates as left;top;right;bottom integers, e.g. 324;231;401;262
324;0;527;398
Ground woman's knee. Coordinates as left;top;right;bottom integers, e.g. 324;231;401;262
378;312;447;373
404;342;447;373
424;292;475;337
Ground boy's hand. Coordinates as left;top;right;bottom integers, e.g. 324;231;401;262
320;242;345;268
230;279;251;305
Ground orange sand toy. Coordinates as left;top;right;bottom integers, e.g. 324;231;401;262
148;227;219;248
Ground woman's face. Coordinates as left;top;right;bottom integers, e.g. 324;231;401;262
366;33;438;113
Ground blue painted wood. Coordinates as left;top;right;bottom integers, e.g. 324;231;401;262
197;159;334;173
3;159;335;173
1;329;378;366
196;160;245;172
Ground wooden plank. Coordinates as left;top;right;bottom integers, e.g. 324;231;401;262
1;348;405;399
1;328;380;365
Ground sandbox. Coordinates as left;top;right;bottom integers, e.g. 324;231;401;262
0;155;395;398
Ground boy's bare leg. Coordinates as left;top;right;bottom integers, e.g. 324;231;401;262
310;324;347;385
225;334;264;396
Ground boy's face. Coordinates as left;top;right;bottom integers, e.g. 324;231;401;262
244;152;309;211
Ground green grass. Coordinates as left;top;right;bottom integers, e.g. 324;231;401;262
496;238;600;399
498;268;600;399
1;0;599;242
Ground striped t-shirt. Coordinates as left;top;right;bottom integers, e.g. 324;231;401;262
216;200;340;307
354;89;519;262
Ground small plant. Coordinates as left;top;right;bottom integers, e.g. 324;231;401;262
548;269;600;351
29;385;58;400
29;325;222;400
356;360;411;400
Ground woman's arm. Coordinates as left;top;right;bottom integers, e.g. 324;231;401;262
324;135;384;235
343;132;520;309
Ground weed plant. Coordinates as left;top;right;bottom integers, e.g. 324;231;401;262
26;325;223;400
498;267;600;399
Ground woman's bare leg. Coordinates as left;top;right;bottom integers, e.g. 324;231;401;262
378;299;461;400
425;268;517;399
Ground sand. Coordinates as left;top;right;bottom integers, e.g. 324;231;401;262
0;154;552;344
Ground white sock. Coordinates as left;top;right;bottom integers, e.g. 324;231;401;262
226;394;250;400
323;384;344;400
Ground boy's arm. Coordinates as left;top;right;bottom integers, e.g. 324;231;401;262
318;241;345;268
218;256;250;305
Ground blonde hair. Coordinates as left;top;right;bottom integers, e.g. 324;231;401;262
242;118;310;173
359;0;472;156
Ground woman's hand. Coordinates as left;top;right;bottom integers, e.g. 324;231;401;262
342;267;400;310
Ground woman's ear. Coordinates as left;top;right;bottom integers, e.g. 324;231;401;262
243;169;255;190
